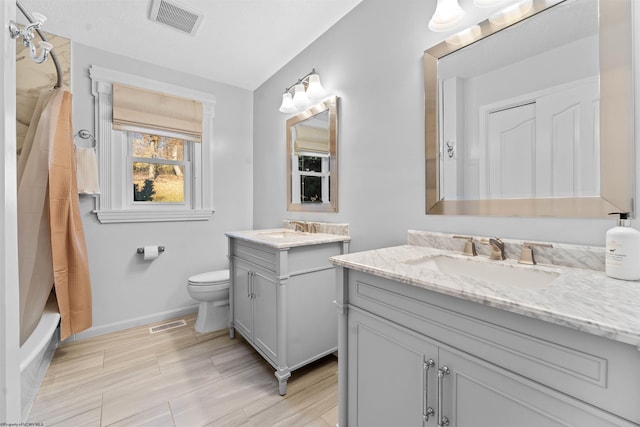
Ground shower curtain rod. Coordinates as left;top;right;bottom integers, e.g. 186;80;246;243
16;0;63;89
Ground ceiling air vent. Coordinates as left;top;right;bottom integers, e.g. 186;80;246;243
149;0;204;36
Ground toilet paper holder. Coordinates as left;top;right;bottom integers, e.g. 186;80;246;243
136;246;166;255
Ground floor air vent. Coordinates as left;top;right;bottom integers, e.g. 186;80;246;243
149;319;187;334
149;0;204;36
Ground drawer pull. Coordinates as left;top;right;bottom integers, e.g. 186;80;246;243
438;366;450;426
247;271;256;299
423;359;435;422
247;271;252;298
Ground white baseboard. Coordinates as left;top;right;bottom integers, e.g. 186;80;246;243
65;305;199;342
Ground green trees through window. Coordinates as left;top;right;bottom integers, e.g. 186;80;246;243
130;133;187;203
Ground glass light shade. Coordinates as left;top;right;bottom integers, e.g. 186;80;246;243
279;92;296;113
292;83;311;108
473;0;508;7
306;74;326;100
488;0;533;27
428;0;465;32
445;25;482;46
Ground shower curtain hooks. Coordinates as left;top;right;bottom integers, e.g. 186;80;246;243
14;0;63;88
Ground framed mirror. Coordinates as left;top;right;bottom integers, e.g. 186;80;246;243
286;96;338;212
425;0;633;217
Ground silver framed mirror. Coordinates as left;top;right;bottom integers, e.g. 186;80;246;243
286;96;338;212
425;0;633;217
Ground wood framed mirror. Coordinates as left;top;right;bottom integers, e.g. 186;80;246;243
286;96;338;212
425;0;633;217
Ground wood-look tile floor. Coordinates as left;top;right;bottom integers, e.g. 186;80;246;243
28;314;339;427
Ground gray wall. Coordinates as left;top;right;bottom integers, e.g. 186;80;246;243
253;0;640;253
72;43;253;338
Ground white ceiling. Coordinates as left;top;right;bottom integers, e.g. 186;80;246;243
17;0;364;90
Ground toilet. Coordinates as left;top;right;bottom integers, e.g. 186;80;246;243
187;269;230;333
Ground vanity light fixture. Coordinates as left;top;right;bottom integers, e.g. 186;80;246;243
429;0;531;33
279;69;327;114
428;0;465;32
292;83;311;108
9;11;53;64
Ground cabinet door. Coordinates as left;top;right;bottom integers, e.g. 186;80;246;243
252;270;278;362
233;261;253;339
349;310;438;427
439;347;633;427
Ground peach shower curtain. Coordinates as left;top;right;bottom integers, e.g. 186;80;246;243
17;89;58;346
18;88;92;344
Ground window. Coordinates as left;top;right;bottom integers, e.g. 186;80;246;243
292;152;330;203
129;133;189;204
90;66;215;223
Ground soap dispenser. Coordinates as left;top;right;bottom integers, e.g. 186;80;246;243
605;212;640;281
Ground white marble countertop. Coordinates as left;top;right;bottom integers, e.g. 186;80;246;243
330;244;640;347
226;228;351;249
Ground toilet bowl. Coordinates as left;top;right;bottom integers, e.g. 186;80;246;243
187;269;230;333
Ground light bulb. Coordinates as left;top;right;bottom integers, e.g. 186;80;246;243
428;0;464;32
279;92;296;113
292;83;310;108
306;73;326;101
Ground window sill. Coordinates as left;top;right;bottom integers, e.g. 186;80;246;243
94;209;214;224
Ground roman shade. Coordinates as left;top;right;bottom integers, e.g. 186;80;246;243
112;83;203;142
293;125;330;154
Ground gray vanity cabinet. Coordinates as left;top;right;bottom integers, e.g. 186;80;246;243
348;309;438;426
436;347;631;427
340;270;639;427
232;260;278;361
228;237;349;395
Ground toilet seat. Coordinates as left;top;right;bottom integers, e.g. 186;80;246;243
188;269;229;286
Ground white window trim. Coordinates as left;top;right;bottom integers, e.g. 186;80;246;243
89;65;215;223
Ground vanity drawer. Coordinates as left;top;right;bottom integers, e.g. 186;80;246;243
288;242;343;274
232;240;277;273
347;271;640;423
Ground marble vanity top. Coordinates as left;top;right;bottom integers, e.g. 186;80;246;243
330;243;640;347
226;228;350;249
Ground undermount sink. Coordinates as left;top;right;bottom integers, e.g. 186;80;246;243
256;230;311;239
403;255;560;290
